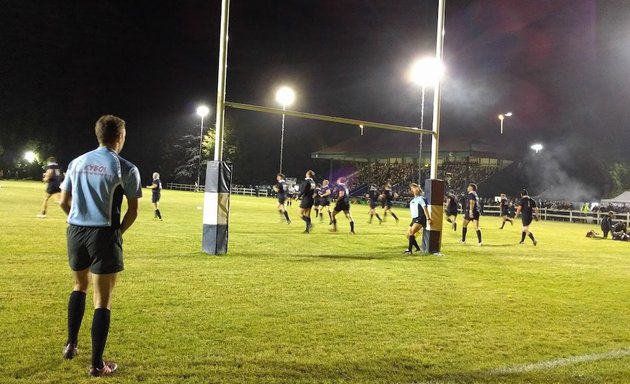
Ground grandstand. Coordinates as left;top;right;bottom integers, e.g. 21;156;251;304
311;132;514;195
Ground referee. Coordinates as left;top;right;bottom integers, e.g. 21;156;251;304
59;115;142;377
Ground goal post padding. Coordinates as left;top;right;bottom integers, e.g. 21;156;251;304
422;179;444;254
202;161;233;255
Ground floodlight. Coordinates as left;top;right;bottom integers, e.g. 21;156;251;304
196;105;210;118
275;86;295;107
24;151;36;163
410;57;444;87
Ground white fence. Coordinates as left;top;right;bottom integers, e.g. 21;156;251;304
481;206;630;226
165;183;268;197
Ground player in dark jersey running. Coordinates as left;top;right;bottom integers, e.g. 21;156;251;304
366;185;383;224
403;183;432;254
317;179;333;223
381;182;399;223
444;189;459;231
499;193;513;229
274;173;291;224
38;157;64;218
299;170;316;233
515;189;539;245
147;172;163;220
460;183;482;246
330;177;355;234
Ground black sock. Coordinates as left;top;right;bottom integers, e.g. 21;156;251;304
350;221;355;233
278;209;284;217
391;212;399;221
376;214;382;222
476;229;482;243
407;236;414;252
453;222;457;231
328;212;332;220
306;217;312;231
462;227;467;241
412;237;420;251
67;291;86;345
369;214;373;223
315;209;319;217
156;209;162;219
320;213;323;219
528;233;535;242
283;211;290;222
91;308;111;369
500;221;505;229
333;219;337;230
521;232;527;242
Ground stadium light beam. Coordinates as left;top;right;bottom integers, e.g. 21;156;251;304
410;56;443;184
275;86;295;174
498;111;513;134
23;151;36;163
196;105;210;190
531;143;543;153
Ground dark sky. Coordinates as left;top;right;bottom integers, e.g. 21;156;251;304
2;0;629;184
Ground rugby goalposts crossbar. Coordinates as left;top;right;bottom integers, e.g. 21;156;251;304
204;0;446;254
224;101;435;136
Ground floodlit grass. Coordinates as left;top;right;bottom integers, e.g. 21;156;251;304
0;180;628;383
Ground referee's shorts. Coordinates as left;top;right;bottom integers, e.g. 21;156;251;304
67;225;124;274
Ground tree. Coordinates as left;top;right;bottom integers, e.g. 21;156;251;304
163;118;237;185
608;162;630;197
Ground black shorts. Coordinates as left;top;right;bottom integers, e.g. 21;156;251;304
447;209;458;217
522;216;533;226
501;209;508;216
277;193;286;204
369;201;378;209
300;197;314;209
464;211;480;221
67;225;124;274
152;192;161;204
320;199;330;207
313;197;321;207
410;216;427;227
46;184;61;195
385;200;393;209
334;201;350;212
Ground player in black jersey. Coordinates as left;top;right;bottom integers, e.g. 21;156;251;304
366;185;383;224
299;170;316;233
515;189;538;245
274;173;291;224
381;182;399;223
499;193;513;229
317;179;333;223
313;184;322;221
330;177;355;234
444;189;459;231
147;172;163;220
37;157;64;218
461;183;482;246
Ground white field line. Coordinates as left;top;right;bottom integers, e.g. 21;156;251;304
492;348;630;374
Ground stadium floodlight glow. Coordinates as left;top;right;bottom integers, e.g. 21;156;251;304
196;105;210;118
410;57;444;87
196;105;211;190
410;57;443;184
276;86;296;174
23;151;36;163
498;111;513;134
531;143;543;153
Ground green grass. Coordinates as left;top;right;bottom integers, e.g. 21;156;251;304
0;180;628;383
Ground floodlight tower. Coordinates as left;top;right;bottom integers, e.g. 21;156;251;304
498;111;513;134
275;86;295;174
410;57;444;184
196;105;210;189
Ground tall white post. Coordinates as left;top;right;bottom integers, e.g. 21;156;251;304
430;0;446;179
214;0;230;161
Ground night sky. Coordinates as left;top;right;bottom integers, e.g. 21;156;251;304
2;1;629;187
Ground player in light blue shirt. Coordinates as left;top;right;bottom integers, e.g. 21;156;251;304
59;115;141;377
404;183;432;255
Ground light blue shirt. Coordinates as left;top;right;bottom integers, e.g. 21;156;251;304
61;146;142;227
410;195;427;219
